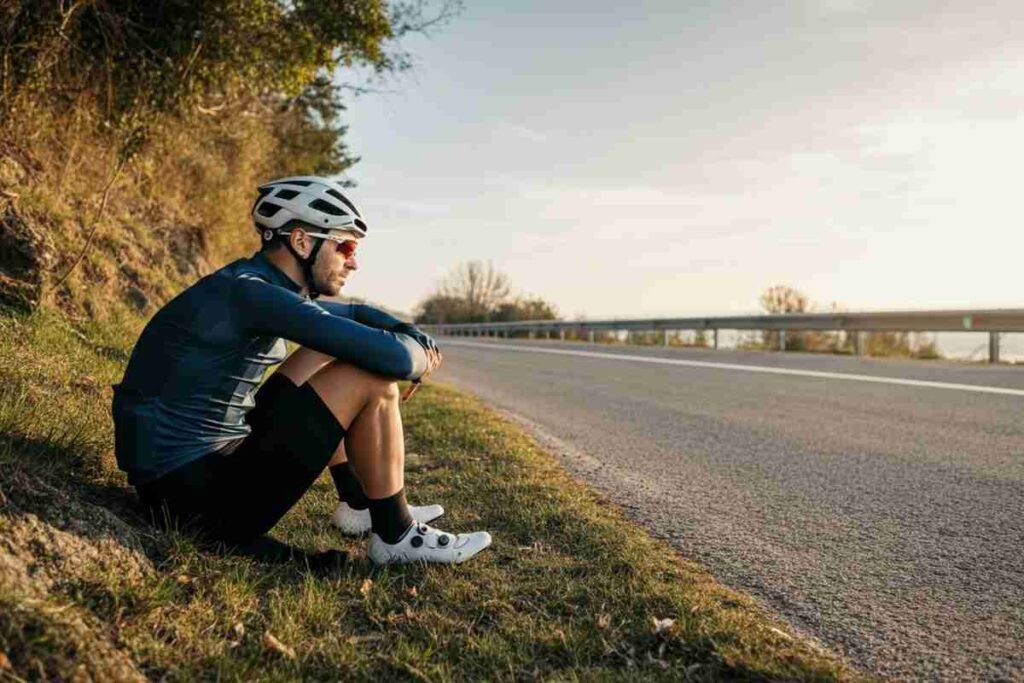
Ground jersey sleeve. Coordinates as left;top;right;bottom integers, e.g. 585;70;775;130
316;301;405;330
233;275;427;380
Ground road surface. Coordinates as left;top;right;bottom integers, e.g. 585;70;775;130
435;339;1024;681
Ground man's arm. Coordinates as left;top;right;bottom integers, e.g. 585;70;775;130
316;301;404;330
234;276;428;380
318;300;439;354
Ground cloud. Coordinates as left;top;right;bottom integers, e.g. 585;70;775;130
810;0;876;15
501;123;548;143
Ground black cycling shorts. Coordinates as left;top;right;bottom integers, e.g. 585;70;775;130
136;373;345;544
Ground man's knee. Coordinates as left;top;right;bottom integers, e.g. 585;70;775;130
315;362;399;402
374;376;401;402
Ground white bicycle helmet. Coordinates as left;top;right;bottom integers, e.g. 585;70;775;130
252;176;368;239
251;176;367;298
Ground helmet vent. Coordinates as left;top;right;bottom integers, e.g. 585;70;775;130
251;187;274;214
309;198;346;216
326;189;359;216
257;202;284;217
282;180;313;187
275;189;300;200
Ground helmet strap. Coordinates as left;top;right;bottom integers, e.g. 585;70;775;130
282;236;325;299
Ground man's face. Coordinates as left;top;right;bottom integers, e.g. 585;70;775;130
310;230;359;297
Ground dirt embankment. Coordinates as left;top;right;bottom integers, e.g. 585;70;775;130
1;466;153;681
0;105;279;678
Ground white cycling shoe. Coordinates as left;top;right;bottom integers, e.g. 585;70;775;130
331;501;445;536
368;523;493;565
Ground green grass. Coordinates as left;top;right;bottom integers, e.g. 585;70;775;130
0;309;867;681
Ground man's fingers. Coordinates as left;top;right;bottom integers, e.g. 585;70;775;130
401;382;420;401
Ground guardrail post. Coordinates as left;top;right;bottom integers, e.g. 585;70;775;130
559;329;565;341
662;329;669;346
989;332;1001;364
528;330;535;340
853;331;864;356
626;330;633;345
779;329;786;351
713;329;719;350
588;330;595;343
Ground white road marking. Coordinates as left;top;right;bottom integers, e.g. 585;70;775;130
442;340;1024;398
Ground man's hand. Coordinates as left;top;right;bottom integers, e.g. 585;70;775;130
400;332;442;402
426;347;443;374
391;322;438;356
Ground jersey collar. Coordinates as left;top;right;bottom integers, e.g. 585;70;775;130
251;251;304;294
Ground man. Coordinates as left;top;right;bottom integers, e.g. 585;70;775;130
111;176;492;567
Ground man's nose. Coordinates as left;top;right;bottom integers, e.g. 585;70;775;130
346;256;358;271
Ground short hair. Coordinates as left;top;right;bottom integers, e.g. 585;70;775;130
260;219;317;251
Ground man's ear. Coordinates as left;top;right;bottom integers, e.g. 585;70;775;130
288;226;310;258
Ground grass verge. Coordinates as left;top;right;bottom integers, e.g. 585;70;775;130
0;309;865;681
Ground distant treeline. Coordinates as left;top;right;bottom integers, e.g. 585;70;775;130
414;275;941;360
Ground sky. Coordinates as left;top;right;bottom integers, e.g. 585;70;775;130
335;0;1023;320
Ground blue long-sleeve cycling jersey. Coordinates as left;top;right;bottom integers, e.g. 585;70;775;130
112;251;428;485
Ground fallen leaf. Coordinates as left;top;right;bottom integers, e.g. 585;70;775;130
651;617;676;638
262;631;296;659
770;627;792;641
232;622;245;639
176;575;192;585
0;652;10;670
346;633;386;645
359;578;373;597
595;613;611;630
407;586;418;597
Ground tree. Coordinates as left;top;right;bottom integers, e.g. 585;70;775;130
759;284;815;351
759;285;811;314
0;0;459;172
491;296;558;322
437;261;511;322
414;294;469;324
414;261;559;325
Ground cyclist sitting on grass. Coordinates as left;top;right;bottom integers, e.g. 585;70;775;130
111;176;492;567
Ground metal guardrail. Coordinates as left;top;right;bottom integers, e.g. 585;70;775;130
421;309;1024;363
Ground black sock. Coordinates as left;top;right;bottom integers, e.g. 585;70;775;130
368;489;414;544
330;462;370;510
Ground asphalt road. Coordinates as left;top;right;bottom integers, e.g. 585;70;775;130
434;339;1024;682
